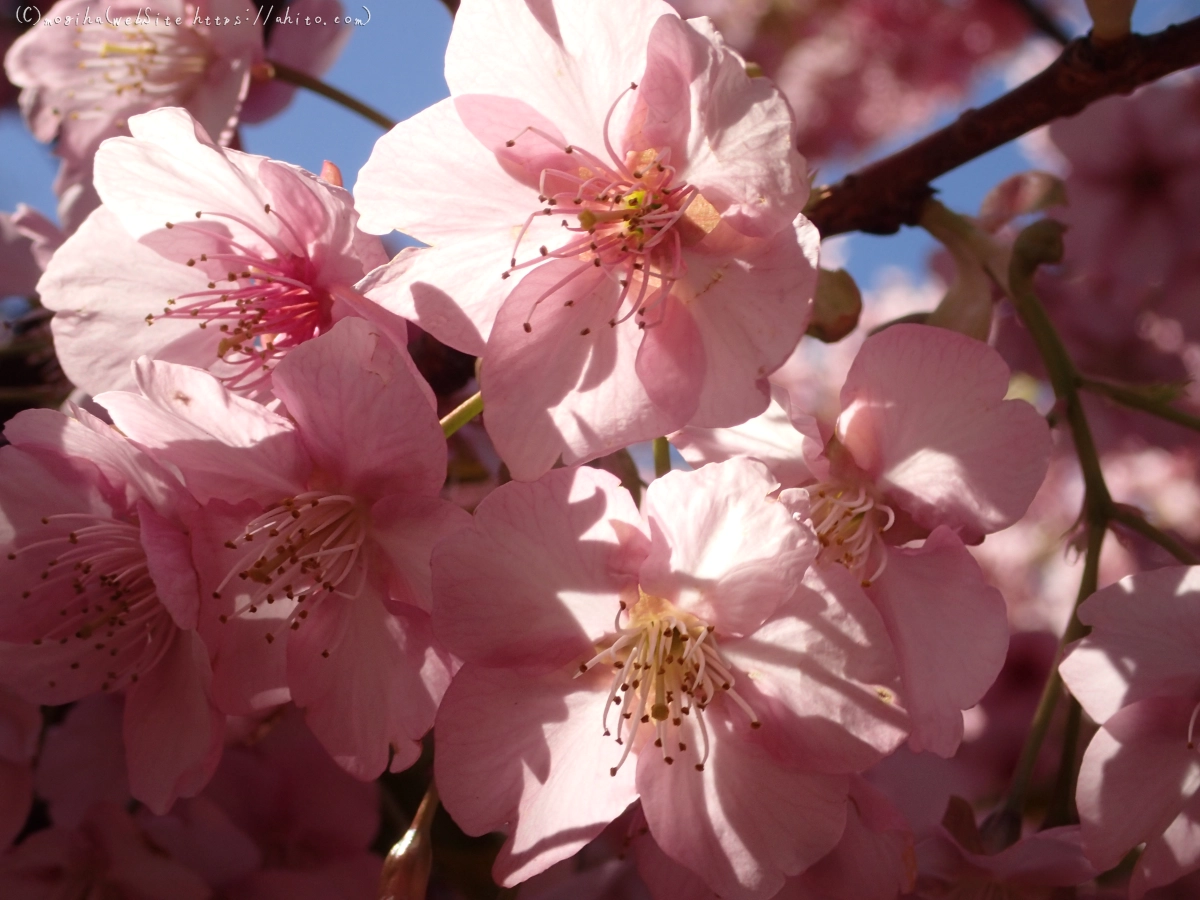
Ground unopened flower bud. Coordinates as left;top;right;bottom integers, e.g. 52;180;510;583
320;160;345;187
806;268;862;343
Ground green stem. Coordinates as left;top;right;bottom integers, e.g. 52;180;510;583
1003;516;1103;818
266;60;396;130
1005;221;1110;511
652;437;671;479
1043;698;1082;828
440;392;483;438
1109;505;1200;565
1078;375;1200;434
993;217;1113;825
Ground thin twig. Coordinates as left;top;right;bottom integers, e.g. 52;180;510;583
266;60;396;131
993;216;1109;829
1078;375;1200;434
807;17;1200;237
1110;505;1200;565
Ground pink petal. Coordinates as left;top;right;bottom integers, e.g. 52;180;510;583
434;664;639;886
970;826;1098;886
241;0;349;123
1076;696;1200;871
0;691;37;846
200;705;381;856
671;386;825;488
0;689;40;766
191;499;292;716
123;629;223;815
863;529;1009;757
271;317;447;499
780;777;915;900
138;500;201;631
327;284;422;396
682;217;819;428
38;208;219;396
1133;791;1200;899
184;51;252;150
357;238;516;356
639;458;815;636
648;17;809;238
635;291;706;422
638;707;848;900
95;801;213;900
209;601;292;717
482;258;683;480
836;324;1051;541
1060;566;1200;725
94;107;273;243
99;359;309;506
445;0;672;155
722;565;909;773
138;795;262;888
454;94;574;190
36;696;129;829
369;495;473;613
633;830;723;900
288;579;450;779
233;857;383;900
0;761;32;850
4;407;185;517
353;96;550;242
432;467;645;671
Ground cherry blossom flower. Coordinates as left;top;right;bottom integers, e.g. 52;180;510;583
674;324;1051;755
37;107;392;399
4;0;350;232
97;317;467;779
431;459;908;898
0;404;224;814
354;0;818;479
1060;566;1200;897
1;205;62;299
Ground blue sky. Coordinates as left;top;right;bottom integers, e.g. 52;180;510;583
1;0;1197;294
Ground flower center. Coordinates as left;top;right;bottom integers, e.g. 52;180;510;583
213;492;367;646
148;207;333;395
66;22;210;118
578;591;759;775
501;83;707;334
6;513;176;693
807;481;895;586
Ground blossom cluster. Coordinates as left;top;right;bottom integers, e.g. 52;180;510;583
2;0;1200;899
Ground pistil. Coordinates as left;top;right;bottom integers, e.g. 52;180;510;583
501;84;701;334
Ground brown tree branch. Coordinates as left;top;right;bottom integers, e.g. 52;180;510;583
807;17;1200;237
